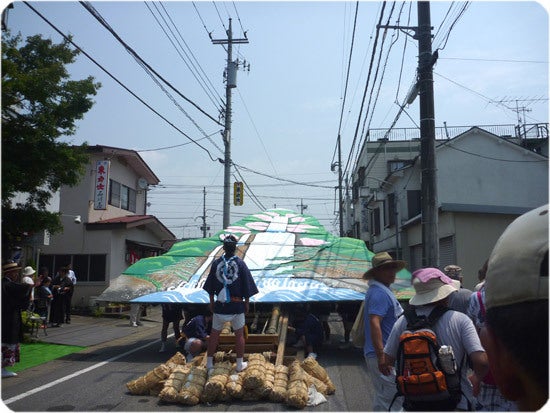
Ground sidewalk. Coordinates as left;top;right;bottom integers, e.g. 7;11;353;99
36;305;163;347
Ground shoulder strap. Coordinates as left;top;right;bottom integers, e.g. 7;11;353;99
427;305;449;325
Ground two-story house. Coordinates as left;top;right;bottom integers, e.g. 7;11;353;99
36;145;176;309
349;125;548;288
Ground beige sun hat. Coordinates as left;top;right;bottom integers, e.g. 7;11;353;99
363;252;407;279
409;267;459;306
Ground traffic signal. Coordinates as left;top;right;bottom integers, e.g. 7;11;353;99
233;181;244;206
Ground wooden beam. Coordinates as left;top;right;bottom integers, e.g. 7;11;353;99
275;313;289;365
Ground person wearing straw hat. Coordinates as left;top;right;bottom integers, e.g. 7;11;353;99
1;261;35;377
383;267;489;411
362;251;406;411
480;204;548;411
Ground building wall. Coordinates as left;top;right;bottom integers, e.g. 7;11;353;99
437;131;548;209
37;150;168;308
454;212;518;290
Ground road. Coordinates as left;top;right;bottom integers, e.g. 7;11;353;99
1;311;375;411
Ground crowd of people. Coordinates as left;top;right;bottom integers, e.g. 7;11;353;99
2;205;547;411
359;204;548;411
1;262;76;377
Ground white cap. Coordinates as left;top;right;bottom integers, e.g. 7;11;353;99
485;205;549;309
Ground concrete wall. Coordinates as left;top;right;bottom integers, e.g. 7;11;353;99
437;131;548;209
454;212;517;290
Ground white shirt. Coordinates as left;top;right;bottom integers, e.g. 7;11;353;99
68;269;77;285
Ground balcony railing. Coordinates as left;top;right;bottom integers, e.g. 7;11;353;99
366;123;548;142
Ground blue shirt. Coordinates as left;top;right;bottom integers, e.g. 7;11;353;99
363;281;403;358
183;315;210;339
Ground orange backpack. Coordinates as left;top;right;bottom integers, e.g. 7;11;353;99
391;306;462;411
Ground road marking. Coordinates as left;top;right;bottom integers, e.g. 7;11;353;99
4;336;166;405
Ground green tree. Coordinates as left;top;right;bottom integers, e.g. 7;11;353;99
2;31;101;253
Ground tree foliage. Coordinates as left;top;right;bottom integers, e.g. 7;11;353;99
2;31;101;251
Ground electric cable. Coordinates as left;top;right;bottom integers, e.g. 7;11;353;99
23;1;219;162
79;1;223;127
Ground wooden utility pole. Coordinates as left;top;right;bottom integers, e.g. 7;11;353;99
212;19;249;229
417;1;438;268
378;1;439;266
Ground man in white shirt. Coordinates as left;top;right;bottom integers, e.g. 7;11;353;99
383;267;489;411
65;263;76;323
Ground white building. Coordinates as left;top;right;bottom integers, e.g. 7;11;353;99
349;125;548;288
36;145;176;308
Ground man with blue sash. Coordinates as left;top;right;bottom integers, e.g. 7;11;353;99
203;234;258;372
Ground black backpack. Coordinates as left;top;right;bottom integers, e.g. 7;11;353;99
391;306;462;411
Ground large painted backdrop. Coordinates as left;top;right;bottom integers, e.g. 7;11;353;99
97;209;413;304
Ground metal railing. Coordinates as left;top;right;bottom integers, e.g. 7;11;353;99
366;123;548;142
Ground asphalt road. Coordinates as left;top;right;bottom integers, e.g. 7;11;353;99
1;311;375;411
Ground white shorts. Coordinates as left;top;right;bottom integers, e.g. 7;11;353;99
212;313;245;331
184;337;199;353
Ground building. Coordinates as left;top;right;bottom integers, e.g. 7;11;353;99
35;145;176;308
349;124;548;289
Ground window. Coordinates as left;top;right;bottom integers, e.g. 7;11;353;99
388;160;410;174
109;179;137;212
109;180;120;207
371;208;381;235
128;189;136;212
39;254;107;282
385;193;396;227
407;190;421;219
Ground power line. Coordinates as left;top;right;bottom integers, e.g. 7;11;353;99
333;0;359;166
23;1;219;162
79;1;223;127
146;1;223;109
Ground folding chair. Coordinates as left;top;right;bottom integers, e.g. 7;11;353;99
27;303;48;337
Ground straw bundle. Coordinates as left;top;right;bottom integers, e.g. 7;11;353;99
126;364;171;395
177;365;207;405
225;366;244;399
286;360;308;408
301;357;335;394
269;364;289;403
159;365;191;403
201;361;232;403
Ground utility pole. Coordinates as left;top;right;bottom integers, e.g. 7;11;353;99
338;135;344;237
201;187;207;238
378;1;438;266
297;199;308;214
417;2;438;268
212;19;249;229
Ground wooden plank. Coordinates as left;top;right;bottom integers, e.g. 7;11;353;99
275;313;289;365
217;343;277;353
218;334;279;345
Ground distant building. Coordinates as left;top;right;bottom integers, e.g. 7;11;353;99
348;124;548;289
36;145;176;308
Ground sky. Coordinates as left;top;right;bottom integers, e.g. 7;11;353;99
3;0;548;239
